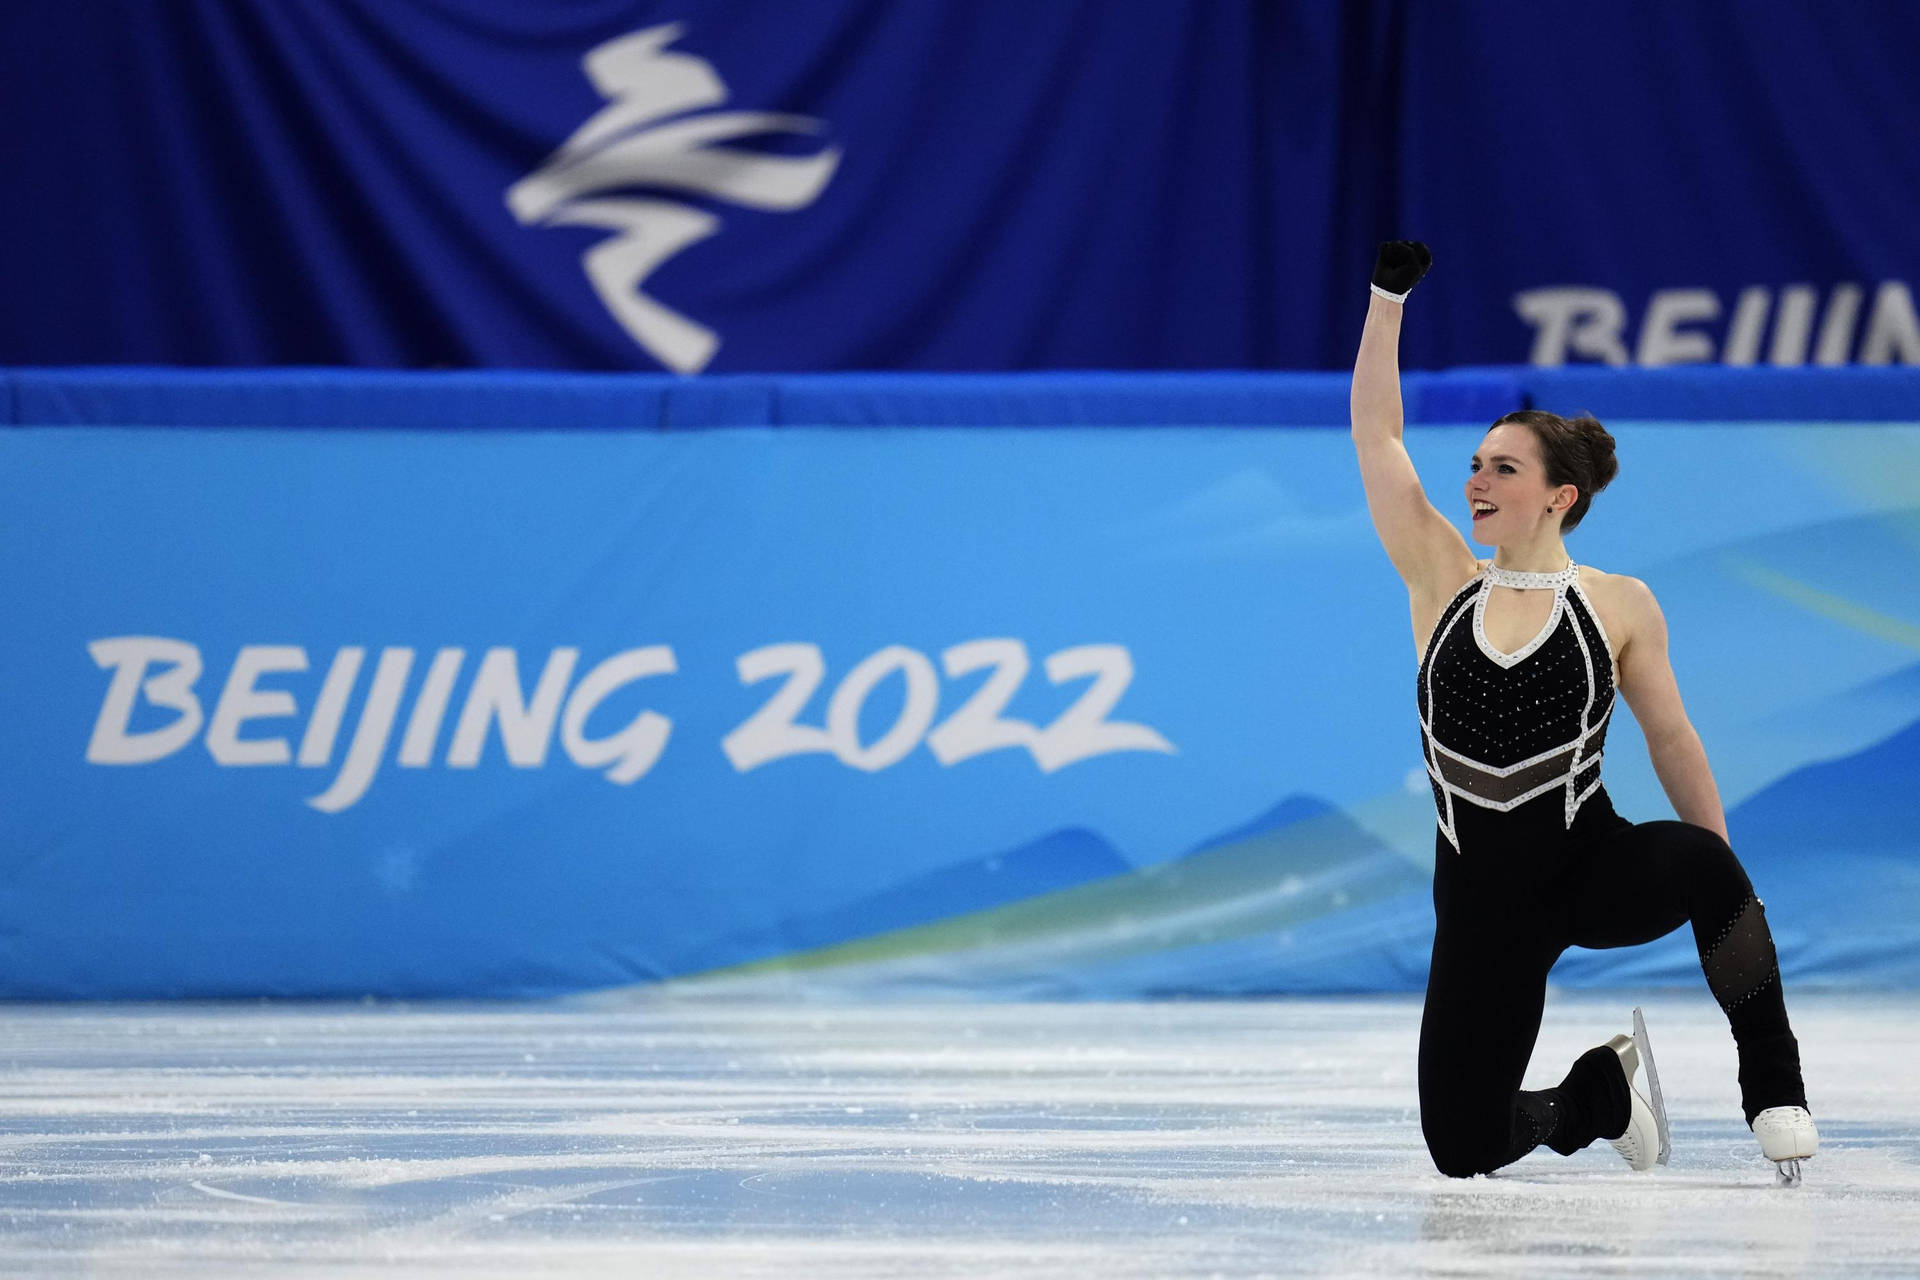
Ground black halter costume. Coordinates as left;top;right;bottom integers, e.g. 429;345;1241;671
1412;562;1807;1177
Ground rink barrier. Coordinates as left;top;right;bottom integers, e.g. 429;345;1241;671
10;365;1920;430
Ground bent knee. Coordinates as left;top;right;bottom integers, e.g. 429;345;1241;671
1657;819;1734;858
1430;1151;1493;1179
1424;1130;1503;1179
1654;821;1751;890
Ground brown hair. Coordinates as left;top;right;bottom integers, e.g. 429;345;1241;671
1492;410;1618;533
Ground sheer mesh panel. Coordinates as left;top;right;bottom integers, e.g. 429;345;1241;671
1704;894;1779;1013
1510;1091;1562;1164
1434;744;1578;805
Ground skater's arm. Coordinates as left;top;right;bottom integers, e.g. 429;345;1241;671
1351;243;1475;598
1614;578;1730;842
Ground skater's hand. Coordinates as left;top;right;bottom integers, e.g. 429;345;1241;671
1371;241;1432;302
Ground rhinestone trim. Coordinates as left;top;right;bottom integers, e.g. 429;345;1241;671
1569;580;1618;684
1473;582;1564;667
1485;561;1579;590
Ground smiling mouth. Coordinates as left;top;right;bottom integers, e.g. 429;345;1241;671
1471;503;1498;520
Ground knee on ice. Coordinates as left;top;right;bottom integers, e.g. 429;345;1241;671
1431;1155;1497;1180
1426;1137;1503;1180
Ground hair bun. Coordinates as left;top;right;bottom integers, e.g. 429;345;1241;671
1569;415;1619;493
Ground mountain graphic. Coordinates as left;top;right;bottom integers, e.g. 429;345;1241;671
1553;703;1920;990
1722;705;1920;986
683;826;1133;971
1728;705;1920;867
671;792;1431;995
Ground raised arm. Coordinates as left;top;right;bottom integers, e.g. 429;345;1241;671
1350;242;1476;607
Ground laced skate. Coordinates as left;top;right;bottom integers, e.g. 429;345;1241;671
1752;1105;1817;1186
1605;1007;1671;1171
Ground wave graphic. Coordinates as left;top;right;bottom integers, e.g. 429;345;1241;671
667;795;1430;996
663;697;1920;996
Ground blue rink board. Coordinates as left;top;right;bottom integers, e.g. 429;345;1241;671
3;368;1919;998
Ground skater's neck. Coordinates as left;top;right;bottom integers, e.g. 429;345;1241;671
1490;537;1572;576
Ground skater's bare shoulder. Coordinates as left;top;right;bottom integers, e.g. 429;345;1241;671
1572;566;1656;647
1578;569;1688;725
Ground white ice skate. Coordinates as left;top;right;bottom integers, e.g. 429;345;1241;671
1604;1007;1671;1171
1752;1105;1818;1186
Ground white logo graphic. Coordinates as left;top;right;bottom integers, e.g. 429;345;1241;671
1513;280;1918;367
506;24;841;373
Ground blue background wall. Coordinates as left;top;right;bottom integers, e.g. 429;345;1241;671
2;1;1916;373
6;367;1918;998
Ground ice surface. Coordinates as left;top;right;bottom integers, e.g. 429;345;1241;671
1;992;1915;1278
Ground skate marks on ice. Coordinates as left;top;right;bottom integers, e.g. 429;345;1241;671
0;995;1915;1278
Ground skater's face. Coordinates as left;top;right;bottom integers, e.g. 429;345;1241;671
1465;423;1577;545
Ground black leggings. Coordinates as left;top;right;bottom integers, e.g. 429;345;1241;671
1419;795;1807;1178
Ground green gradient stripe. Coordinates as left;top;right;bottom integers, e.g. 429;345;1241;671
678;806;1421;982
1723;555;1920;654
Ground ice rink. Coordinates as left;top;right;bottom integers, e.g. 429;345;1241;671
1;990;1915;1279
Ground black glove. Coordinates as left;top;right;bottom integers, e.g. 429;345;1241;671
1371;240;1432;302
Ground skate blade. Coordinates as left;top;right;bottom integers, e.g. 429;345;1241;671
1775;1157;1804;1187
1630;1007;1672;1168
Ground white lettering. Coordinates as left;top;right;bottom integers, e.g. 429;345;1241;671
297;647;365;766
205;645;307;766
1636;289;1719;366
86;635;1181;802
399;648;466;766
1860;281;1920;364
448;647;579;768
722;643;835;771
86;637;205;764
1516;281;1915;368
1032;645;1176;773
1513;288;1630;366
1722;286;1769;366
926;639;1043;766
561;646;677;784
825;645;940;772
1768;285;1818;365
307;648;414;813
1815;284;1864;365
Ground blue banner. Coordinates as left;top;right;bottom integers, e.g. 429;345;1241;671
3;369;1919;998
2;2;1915;372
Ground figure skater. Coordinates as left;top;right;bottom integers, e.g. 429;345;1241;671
1349;241;1818;1183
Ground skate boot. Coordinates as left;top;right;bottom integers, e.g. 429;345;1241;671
1604;1008;1671;1171
1752;1105;1817;1186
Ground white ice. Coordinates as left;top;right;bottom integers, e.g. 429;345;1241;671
1;991;1916;1278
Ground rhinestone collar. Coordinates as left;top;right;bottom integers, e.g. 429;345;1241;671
1485;561;1578;590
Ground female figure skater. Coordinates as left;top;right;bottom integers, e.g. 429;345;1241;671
1350;241;1818;1182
